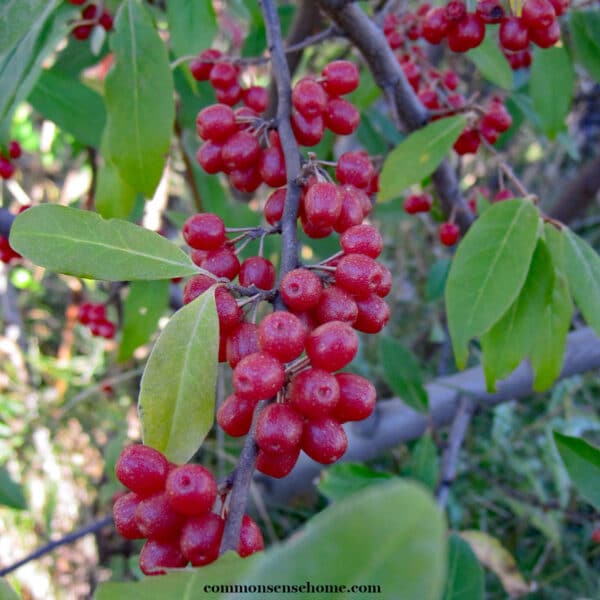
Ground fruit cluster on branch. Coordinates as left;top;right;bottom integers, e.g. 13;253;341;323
67;0;114;40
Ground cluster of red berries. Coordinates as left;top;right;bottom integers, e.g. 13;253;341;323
67;0;113;41
77;302;116;339
113;444;263;575
0;141;22;180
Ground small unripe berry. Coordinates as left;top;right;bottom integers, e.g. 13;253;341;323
301;417;348;464
233;352;285;401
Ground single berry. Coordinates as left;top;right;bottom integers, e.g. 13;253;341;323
499;17;530;52
190;48;222;81
289;368;340;419
335;253;383;298
333;373;376;422
238;515;264;557
135;492;184;540
201;247;240;281
548;0;569;16
99;10;113;30
255;403;304;454
301;215;333;239
217;393;256;437
445;0;467;21
280;268;323;312
315;286;358;325
494;189;514;201
301;417;348;464
292;78;328;117
484;100;512;131
139;539;187;575
113;492;144;539
404;193;433;214
291;112;325;146
242;86;269;113
447;13;486;53
226;323;260;368
196;104;236;141
334;185;365;233
476;0;505;23
422;7;449;44
305;321;358;372
182;213;226;251
264;188;286;225
322;60;360;96
196;140;224;174
209;62;238;90
340;224;383;258
521;0;556;30
0;157;15;180
182;275;214;306
229;165;262;193
303;182;342;228
376;264;392;298
259;146;287;188
165;464;217;516
439;222;460;246
325;98;360;135
180;513;224;566
233;352;285;401
256;447;300;478
115;445;168;497
353;294;390;334
528;20;560;48
8;141;22;160
215;287;242;333
453;128;481;155
221;131;261;171
239;256;276;290
72;25;92;40
336;152;375;189
258;311;307;363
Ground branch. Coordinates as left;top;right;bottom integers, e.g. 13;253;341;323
220;0;303;553
315;1;474;232
0;207;15;238
0;516;113;577
259;327;600;503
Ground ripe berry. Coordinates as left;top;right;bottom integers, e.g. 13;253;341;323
325;98;360;135
239;256;276;290
92;319;116;339
264;188;285;225
301;417;348;464
113;492;144;539
336;152;375;189
135;492;184;540
115;445;168;497
445;0;467;21
335;253;383;298
209;62;238;89
439;222;460;246
217;393;256;436
529;20;560;48
443;71;460;90
422;7;449;44
191;249;209;267
301;215;333;239
333;373;376;422
376;264;392;298
453;128;481;155
476;0;505;23
8;141;21;160
304;182;342;228
353;294;391;333
229;166;262;193
255;403;304;454
0;157;15;179
334;185;364;233
165;464;217;516
196;140;224;174
447;13;486;53
315;286;358;325
548;0;569;16
233;352;285;401
494;189;514;201
521;0;556;30
258;311;307;363
238;515;264;557
291;112;325;146
259;146;286;188
201;247;240;280
289;368;340;419
180;513;224;566
256;447;300;478
243;86;269;113
322;60;360;96
305;321;358;371
280;268;323;312
499;17;530;52
216;84;243;106
292;78;328;117
404;193;432;214
72;25;92;40
99;10;113;30
196;104;236;141
221;131;261;171
340;224;383;258
183;213;226;251
226;322;260;368
190;48;222;81
139;539;187;575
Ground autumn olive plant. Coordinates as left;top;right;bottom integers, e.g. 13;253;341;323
3;0;600;596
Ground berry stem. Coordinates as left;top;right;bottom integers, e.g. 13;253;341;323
480;137;530;199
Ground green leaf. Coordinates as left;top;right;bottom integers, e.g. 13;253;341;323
105;0;175;197
570;11;600;83
446;199;540;369
481;238;555;391
468;34;513;90
530;45;574;139
0;0;51;57
553;431;600;510
379;116;467;202
380;336;428;413
403;433;439;491
118;280;169;362
317;463;393;502
139;289;219;464
0;579;21;600
166;0;217;59
0;465;26;510
442;533;484;600
238;480;447;600
95;160;139;220
28;68;106;147
425;258;451;302
9;205;199;280
564;228;600;337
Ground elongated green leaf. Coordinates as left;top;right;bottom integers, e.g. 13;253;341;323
105;0;175;197
404;433;439;490
468;35;513;90
564;229;600;337
530;45;574;139
481;238;555;391
379;116;467;202
0;0;50;57
9;205;199;280
425;258;451;302
317;463;393;502
139;289;219;463
570;11;600;83
167;0;217;59
446;199;540;369
0;466;26;510
0;579;20;600
118;280;169;362
380;336;428;413
28;68;106;147
554;432;600;510
236;481;447;600
442;534;484;600
95;160;139;220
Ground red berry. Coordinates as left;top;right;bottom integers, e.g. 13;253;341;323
215;83;242;105
217;393;256;436
280;268;323;312
301;417;348;464
229;165;262;193
529;20;560;48
196;140;224;174
68;0;86;4
235;106;258;130
165;464;217;516
256;447;300;478
259;146;286;188
333;373;376;422
304;182;342;228
258;311;307;363
115;445;168;497
238;515;264;557
113;492;144;539
335;253;383;298
196;104;236;142
289;368;340;419
233;352;285;401
404;193;432;214
447;13;486;53
215;287;242;333
334;185;365;233
139;539;187;575
548;0;569;16
93;319;116;339
340;224;383;258
325;98;360;135
201;247;240;281
419;88;441;110
239;256;276;290
0;157;14;180
494;189;514;201
8;141;21;160
301;215;333;239
291;111;325;146
322;60;360;96
445;0;468;22
591;528;600;544
479;122;499;145
453;128;481;155
485;100;512;132
209;62;238;90
255;403;304;454
521;0;556;30
190;49;222;81
422;7;450;44
499;17;530;52
476;0;505;23
353;294;390;334
135;492;184;540
264;188;286;225
439;222;460;246
305;321;358;371
183;213;226;251
292;78;328;117
243;86;269;113
191;249;209;266
376;264;392;298
72;25;92;40
443;71;460;90
180;513;224;566
99;10;113;30
336;152;375;189
221;131;261;171
226;322;260;368
82;4;100;20
315;286;358;325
